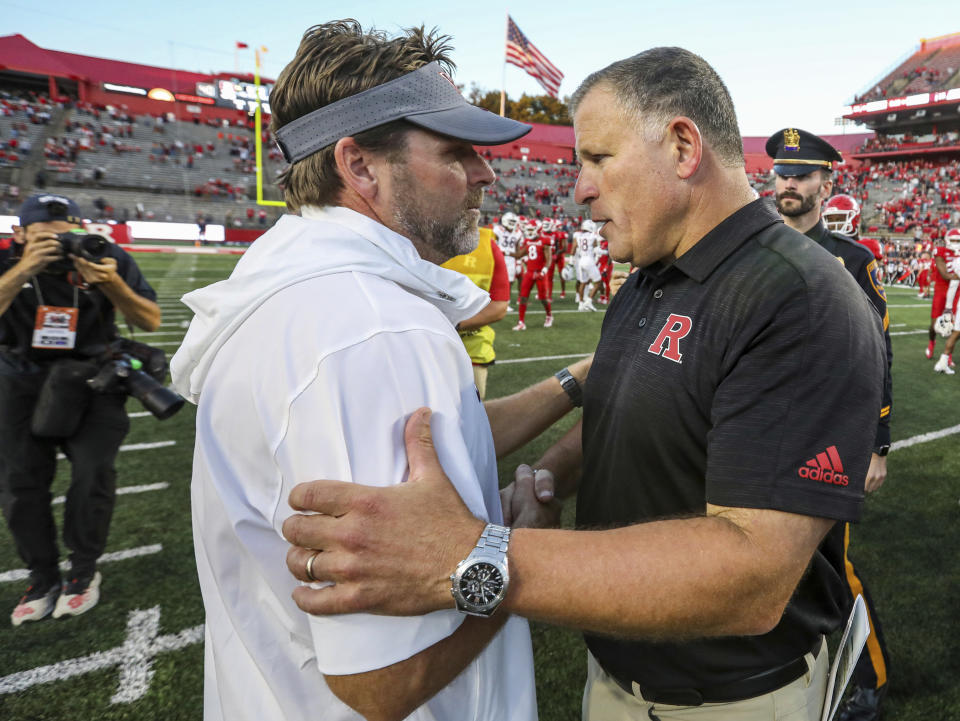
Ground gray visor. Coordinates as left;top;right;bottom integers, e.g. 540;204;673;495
274;62;531;163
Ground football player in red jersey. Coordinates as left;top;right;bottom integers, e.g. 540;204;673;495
926;228;960;361
917;250;933;299
595;236;612;303
513;219;553;330
544;218;569;299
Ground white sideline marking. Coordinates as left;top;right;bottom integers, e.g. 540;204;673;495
0;605;203;704
148;341;183;347
507;308;605;315
53;482;169;506
0;544;163;584
891;424;960;452
889;330;927;336
128;411;152;418
498;353;591;365
57;441;176;460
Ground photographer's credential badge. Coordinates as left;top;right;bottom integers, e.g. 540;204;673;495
32;305;79;349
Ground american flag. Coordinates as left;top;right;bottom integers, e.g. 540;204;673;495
505;16;564;98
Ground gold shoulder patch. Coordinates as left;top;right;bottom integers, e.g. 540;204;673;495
836;255;845;267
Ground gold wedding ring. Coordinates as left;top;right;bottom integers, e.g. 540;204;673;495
305;551;321;583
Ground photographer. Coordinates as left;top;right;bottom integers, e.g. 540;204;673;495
0;193;160;626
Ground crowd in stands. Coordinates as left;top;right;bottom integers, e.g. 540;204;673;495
857;131;960;153
0;90;58;167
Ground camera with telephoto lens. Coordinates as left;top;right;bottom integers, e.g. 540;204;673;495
87;339;185;420
44;230;110;274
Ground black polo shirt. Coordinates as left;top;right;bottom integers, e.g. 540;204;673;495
805;220;893;448
577;199;885;693
0;242;156;363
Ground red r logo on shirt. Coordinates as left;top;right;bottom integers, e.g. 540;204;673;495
648;314;693;363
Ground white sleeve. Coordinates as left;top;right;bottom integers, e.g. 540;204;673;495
270;328;496;676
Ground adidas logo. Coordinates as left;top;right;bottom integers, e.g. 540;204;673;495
798;445;849;486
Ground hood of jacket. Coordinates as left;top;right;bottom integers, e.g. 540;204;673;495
170;205;490;403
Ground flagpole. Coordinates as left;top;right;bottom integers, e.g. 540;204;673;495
500;13;508;117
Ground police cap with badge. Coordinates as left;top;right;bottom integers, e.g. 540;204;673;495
765;128;843;177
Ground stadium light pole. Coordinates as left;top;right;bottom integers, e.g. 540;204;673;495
254;46;285;209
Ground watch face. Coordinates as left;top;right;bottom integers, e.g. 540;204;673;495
459;562;505;608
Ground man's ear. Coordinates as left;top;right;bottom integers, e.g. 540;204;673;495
666;116;703;180
333;137;385;202
11;225;24;244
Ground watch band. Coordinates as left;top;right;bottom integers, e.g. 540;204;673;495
555;367;583;407
874;444;890;457
450;523;511;616
474;523;511;554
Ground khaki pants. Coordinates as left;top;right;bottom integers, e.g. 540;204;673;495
583;639;828;721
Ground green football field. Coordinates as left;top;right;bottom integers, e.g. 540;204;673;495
1;252;958;721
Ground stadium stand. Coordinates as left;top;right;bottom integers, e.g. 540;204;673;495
853;32;960;102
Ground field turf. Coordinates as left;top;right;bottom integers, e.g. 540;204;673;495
0;252;957;721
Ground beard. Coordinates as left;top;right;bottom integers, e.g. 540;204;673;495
391;164;482;263
775;189;819;218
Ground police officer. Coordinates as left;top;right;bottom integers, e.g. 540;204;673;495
767;128;892;721
0;193;160;626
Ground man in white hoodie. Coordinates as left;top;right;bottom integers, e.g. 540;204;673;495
171;20;590;721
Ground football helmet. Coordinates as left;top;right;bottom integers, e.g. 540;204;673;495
501;212;518;231
822;194;861;237
945;228;960;252
581;219;596;233
541;218;555;233
934;313;954;338
522;219;542;239
561;263;576;281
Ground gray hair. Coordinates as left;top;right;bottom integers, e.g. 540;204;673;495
569;47;744;167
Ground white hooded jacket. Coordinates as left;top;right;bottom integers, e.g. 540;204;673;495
170;206;537;721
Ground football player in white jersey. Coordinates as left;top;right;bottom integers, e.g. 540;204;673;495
573;219;602;310
494;212;521;284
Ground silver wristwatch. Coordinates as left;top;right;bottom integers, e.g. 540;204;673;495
450;523;511;616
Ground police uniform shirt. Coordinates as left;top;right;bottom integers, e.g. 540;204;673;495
578;199;885;693
805;220;893;447
0;242;156;361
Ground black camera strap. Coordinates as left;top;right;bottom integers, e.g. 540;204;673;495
31;276;79;309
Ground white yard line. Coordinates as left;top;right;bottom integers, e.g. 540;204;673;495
889;330;928;336
0;544;163;584
498;353;591;364
891;424;960;452
0;605;203;704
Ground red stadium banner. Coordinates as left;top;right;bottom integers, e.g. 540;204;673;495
84;222;130;245
505;16;563;98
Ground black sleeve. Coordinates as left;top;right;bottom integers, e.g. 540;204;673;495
706;264;886;522
108;245;157;303
852;254;892;448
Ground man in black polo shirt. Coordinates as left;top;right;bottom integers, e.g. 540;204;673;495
0;193;160;626
280;48;887;721
767;129;893;721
